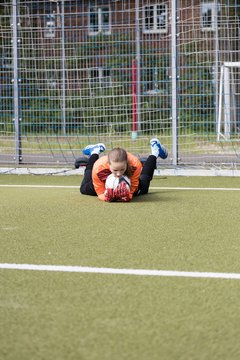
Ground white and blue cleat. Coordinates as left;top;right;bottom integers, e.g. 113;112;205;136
150;138;168;159
83;143;106;156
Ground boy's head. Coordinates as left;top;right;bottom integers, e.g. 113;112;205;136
108;148;128;178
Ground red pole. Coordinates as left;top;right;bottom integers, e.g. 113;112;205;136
132;59;137;139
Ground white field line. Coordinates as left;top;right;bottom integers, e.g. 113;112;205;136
151;187;240;191
0;184;78;189
0;184;240;191
1;263;240;280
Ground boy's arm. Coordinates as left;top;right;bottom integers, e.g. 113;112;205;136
92;174;106;200
129;157;142;199
97;193;106;201
92;162;111;201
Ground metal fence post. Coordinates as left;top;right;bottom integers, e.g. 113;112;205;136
135;0;141;136
171;0;179;166
60;0;66;135
12;0;22;163
214;0;219;133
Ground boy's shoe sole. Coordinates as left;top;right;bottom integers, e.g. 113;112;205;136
83;143;106;156
150;138;168;159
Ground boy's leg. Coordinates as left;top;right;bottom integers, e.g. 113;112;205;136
80;154;98;195
80;143;106;196
136;138;168;196
137;155;156;195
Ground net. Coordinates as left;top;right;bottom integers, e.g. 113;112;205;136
0;0;239;169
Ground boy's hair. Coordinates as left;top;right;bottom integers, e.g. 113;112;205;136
108;147;127;163
108;147;133;177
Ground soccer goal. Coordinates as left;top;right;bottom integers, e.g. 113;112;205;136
217;62;240;141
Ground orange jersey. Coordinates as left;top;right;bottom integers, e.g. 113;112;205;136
92;153;142;200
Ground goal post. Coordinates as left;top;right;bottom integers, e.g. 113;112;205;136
217;62;240;141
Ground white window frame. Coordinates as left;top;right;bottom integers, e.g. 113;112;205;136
88;68;112;88
88;6;111;36
143;4;167;34
201;2;220;31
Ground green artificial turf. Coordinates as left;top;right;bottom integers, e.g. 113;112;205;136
1;174;240;360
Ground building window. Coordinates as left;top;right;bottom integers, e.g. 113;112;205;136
88;6;111;35
143;67;168;95
201;2;220;31
45;14;55;38
89;68;112;87
0;52;12;69
143;68;158;93
143;4;167;34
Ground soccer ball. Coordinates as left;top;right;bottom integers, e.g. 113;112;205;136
105;173;131;190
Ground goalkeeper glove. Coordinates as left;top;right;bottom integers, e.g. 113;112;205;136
104;188;115;202
114;182;131;202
